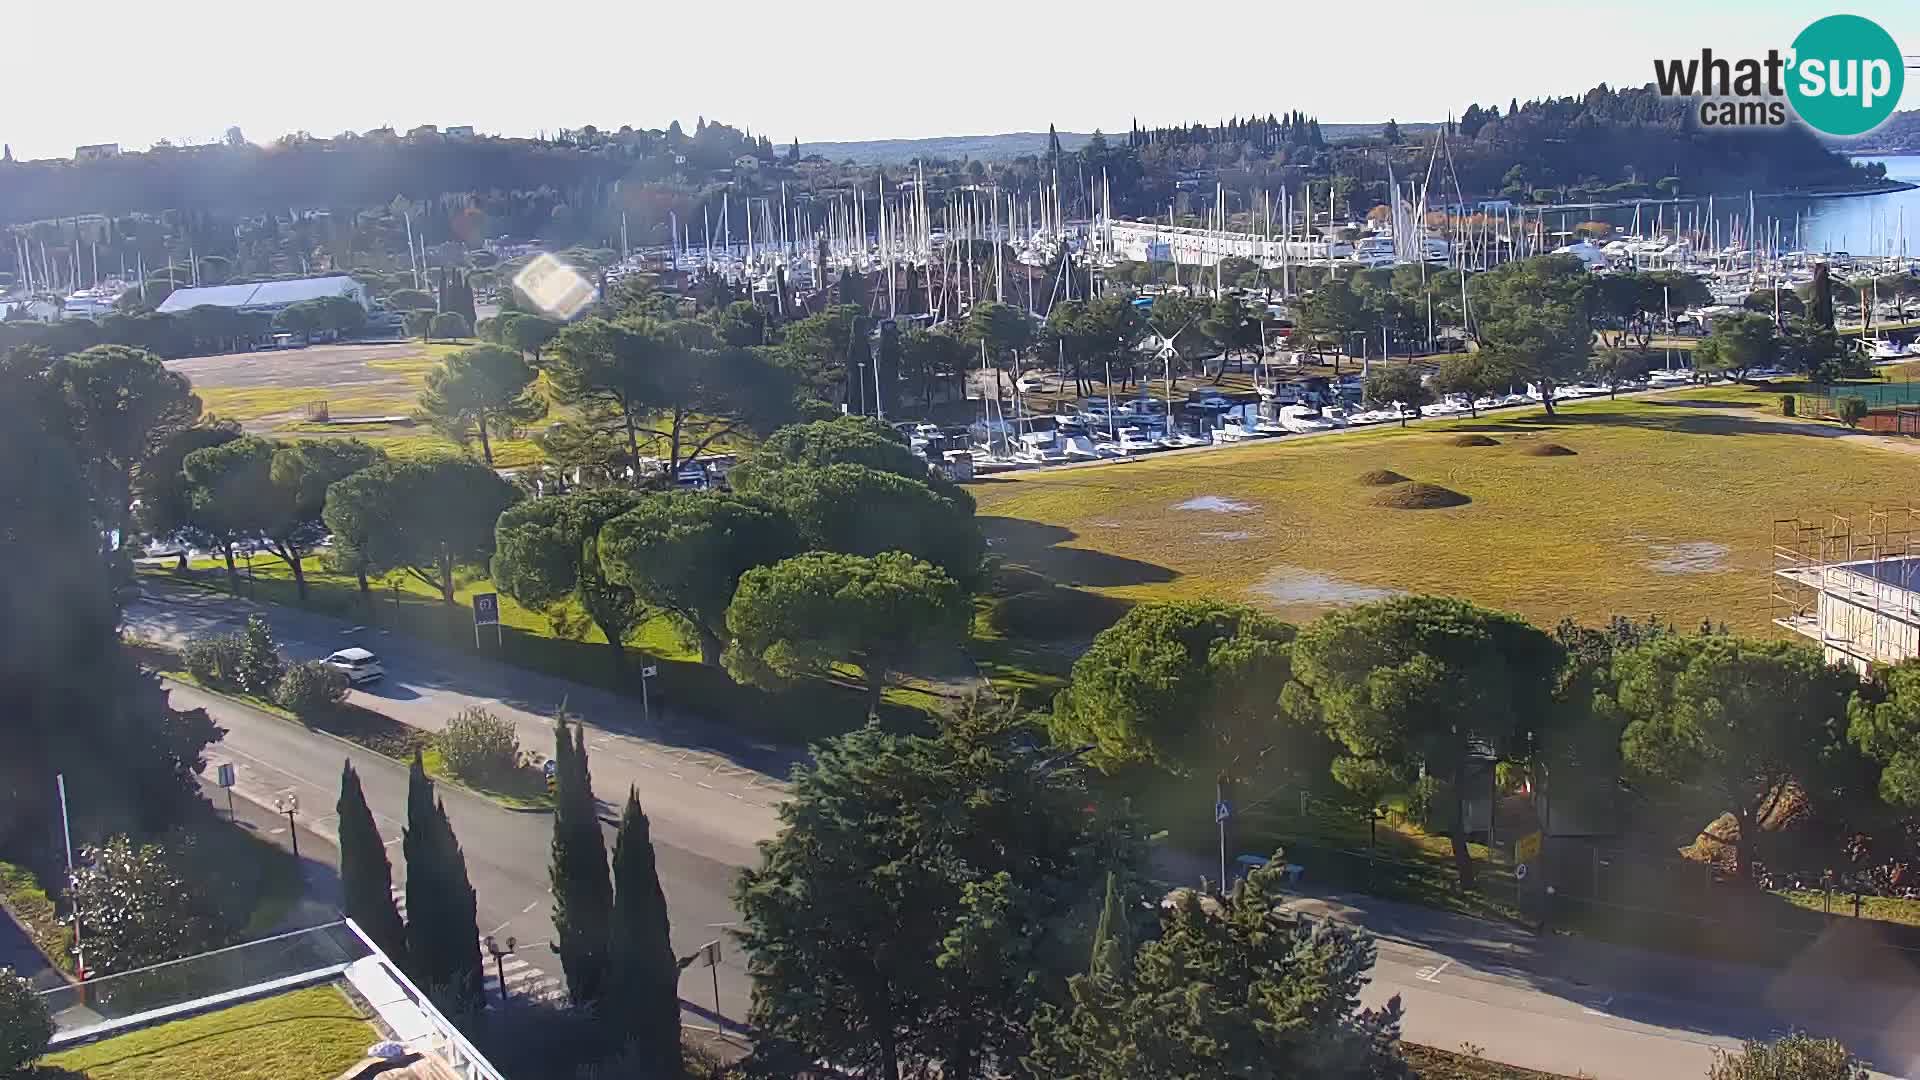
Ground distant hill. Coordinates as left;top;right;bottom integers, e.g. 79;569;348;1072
1827;109;1920;155
801;121;1446;164
800;131;1093;164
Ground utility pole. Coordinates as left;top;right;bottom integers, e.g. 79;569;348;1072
57;774;85;976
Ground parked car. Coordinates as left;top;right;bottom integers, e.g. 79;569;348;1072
324;647;385;685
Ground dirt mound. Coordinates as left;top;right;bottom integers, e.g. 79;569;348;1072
1523;443;1577;457
1356;469;1412;486
1449;434;1500;447
1370;482;1471;510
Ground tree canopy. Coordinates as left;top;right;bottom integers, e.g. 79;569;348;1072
1470;255;1595;411
322;456;520;602
1051;600;1306;781
596;490;800;665
736;697;1143;1080
1027;862;1409;1080
1616;634;1855;880
493;488;648;666
1290;596;1562;887
183;436;384;598
725;551;970;717
419;344;546;465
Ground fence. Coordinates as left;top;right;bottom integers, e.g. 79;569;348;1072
1800;377;1920;418
40;921;371;1042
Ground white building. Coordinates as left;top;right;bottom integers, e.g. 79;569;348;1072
156;274;369;316
1773;515;1920;674
74;142;120;161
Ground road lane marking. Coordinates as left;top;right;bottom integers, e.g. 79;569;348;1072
697;782;714;790
1416;960;1452;982
522;901;539;913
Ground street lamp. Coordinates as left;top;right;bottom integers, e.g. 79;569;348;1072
274;792;300;860
483;935;517;1005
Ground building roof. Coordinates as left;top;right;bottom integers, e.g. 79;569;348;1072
156;275;361;314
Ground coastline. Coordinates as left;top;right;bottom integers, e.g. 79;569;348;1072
1535;178;1917;215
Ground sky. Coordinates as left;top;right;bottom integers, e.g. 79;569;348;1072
8;0;1920;161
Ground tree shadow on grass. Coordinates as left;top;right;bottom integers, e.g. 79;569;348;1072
979;517;1179;588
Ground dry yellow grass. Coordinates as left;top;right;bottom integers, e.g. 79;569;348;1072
971;394;1920;634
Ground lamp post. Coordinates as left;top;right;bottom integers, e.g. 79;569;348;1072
274;792;300;860
483;935;517;1005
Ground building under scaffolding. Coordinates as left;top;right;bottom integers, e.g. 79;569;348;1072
1771;509;1920;674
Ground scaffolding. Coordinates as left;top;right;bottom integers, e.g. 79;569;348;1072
1770;508;1920;672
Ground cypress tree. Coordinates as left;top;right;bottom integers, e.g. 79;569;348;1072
404;750;484;1009
607;787;682;1077
337;760;407;967
551;720;613;1007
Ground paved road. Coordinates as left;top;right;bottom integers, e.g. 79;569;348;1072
127;582;789;864
1157;850;1920;1079
174;680;755;1024
129;584;1920;1076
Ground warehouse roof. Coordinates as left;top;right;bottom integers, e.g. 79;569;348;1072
156;275;362;314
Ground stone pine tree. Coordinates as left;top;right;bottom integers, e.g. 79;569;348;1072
550;720;613;1007
607;786;682;1077
403;750;485;1009
337;760;406;967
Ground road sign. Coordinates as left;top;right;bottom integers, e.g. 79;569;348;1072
472;593;501;627
1515;863;1530;881
216;763;235;788
641;665;658;677
698;940;721;968
1215;800;1231;823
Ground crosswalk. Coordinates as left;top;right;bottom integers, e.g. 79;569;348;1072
391;889;568;1007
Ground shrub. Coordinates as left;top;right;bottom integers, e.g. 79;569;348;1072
428;311;471;341
1708;1033;1866;1080
1407;775;1446;827
68;836;227;976
439;706;519;783
1838;396;1869;429
183;632;242;686
235;614;285;696
1779;394;1796;417
0;967;53;1075
274;660;349;717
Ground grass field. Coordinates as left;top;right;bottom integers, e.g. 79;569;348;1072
187;341;548;468
969;386;1920;637
39;984;377;1080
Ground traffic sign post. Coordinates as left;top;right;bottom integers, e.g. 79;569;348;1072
216;762;236;820
472;592;502;648
698;939;723;1027
640;664;658;727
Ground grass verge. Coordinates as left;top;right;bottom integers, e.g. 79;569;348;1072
38;983;377;1080
143;561;927;746
1402;1044;1585;1079
0;861;74;974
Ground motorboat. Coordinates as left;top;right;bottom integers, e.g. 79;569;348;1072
1160;429;1210;449
1063;435;1103;461
1870;339;1911;362
1321;405;1356;427
1278;405;1337;434
1014;431;1068;465
1115;426;1164;454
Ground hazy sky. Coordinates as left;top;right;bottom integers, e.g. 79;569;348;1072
9;0;1919;160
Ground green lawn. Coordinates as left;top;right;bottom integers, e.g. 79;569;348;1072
968;389;1920;638
0;861;73;973
39;984;377;1080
